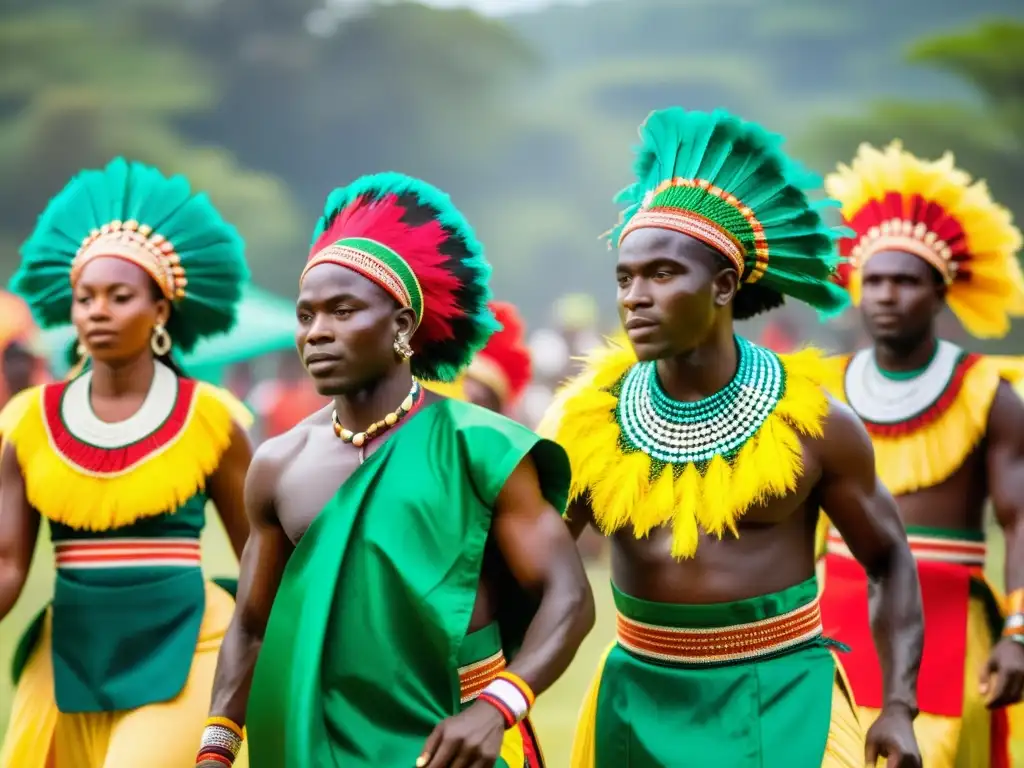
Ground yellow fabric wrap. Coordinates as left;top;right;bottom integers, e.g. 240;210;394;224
858;594;1024;767
3;381;245;530
822;354;1024;496
537;339;831;558
0;582;249;768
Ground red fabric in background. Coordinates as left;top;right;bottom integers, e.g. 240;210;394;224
820;553;970;715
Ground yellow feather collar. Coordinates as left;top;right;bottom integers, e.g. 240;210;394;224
538;339;831;558
4;377;248;530
824;350;1024;495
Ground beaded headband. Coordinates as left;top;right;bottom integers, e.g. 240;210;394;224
618;178;767;283
848;220;955;284
302;236;424;326
71;219;187;300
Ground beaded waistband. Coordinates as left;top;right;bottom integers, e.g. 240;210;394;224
827;527;985;567
458;649;506;704
54;537;202;570
616;597;823;665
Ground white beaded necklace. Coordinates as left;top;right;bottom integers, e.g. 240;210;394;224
844;340;961;425
60;361;179;449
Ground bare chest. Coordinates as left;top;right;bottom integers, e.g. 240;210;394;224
896;448;988;531
274;431;364;545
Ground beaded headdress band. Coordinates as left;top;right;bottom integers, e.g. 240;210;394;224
301;236;424;327
827;141;1024;339
72;219;187;300
618;179;767;283
608;108;849;317
13;158;247;353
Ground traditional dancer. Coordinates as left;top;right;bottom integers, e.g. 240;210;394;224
820;141;1024;767
540;108;924;767
201;173;594;768
427;300;533;414
0;159;253;768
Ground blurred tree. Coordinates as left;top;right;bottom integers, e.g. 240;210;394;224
0;7;304;287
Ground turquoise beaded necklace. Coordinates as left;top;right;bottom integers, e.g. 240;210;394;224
614;336;786;468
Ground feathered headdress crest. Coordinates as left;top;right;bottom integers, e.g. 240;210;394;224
304;172;497;382
826;141;1024;339
467;301;532;406
13;158;248;352
608;108;850;319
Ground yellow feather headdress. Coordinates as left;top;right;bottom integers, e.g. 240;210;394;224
825;141;1024;339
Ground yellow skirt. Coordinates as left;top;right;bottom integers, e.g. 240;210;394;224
859;596;1024;768
0;582;249;768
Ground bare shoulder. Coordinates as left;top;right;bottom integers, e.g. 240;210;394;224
252;406;327;472
988;380;1024;434
810;394;874;480
246;405;329;514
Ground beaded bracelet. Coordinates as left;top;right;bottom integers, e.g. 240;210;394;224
476;671;536;730
1002;589;1024;639
196;717;244;766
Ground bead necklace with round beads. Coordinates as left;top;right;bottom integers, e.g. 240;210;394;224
615;335;785;466
332;380;423;463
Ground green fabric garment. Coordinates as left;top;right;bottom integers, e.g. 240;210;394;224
13;495;210;712
247;400;569;768
594;578;837;767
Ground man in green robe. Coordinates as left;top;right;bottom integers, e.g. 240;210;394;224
198;173;594;768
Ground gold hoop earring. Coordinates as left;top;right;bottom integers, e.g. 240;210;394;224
393;337;413;362
151;324;172;357
76;341;87;359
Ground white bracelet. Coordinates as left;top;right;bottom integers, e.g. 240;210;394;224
478;676;531;726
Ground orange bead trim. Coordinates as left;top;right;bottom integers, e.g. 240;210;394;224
617;598;823;665
72;219;186;300
620;178;769;283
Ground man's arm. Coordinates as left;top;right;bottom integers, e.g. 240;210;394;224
982;381;1024;707
206;421;254;561
818;400;922;766
490;454;596;691
0;443;39;621
206;443;294;727
564;494;596;541
419;454;595;768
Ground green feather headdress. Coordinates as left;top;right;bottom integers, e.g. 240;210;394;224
13;158;249;352
608;108;850;318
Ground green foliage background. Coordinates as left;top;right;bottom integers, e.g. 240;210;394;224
1;0;1022;339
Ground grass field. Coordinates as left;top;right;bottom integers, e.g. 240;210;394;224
0;517;1017;766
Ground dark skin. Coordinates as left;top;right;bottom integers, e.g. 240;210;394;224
861;249;1024;709
562;229;923;767
463;375;503;412
2;343;37;399
0;256;252;622
205;263;594;768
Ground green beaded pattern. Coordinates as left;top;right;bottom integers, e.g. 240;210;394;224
335;236;424;322
614;336;786;468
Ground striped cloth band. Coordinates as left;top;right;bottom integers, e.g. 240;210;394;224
827;527;985;567
616;598;823;665
54;537;202;570
457;650;506;704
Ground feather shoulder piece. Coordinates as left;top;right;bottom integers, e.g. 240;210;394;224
4;363;245;530
539;336;831;558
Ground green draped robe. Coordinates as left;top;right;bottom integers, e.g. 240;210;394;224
247;400;569;767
